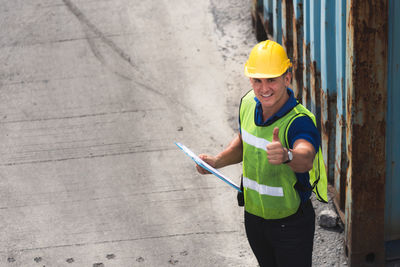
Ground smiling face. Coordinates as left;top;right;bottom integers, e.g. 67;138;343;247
250;72;292;120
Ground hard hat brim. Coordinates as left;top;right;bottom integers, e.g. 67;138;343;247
244;67;289;78
244;61;292;78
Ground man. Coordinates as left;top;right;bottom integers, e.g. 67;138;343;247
196;40;327;267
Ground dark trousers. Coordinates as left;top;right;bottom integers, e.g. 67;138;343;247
244;200;315;267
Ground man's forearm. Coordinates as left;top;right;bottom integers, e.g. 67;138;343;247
286;141;315;173
215;134;243;168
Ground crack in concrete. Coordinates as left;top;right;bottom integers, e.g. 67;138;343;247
0;230;239;253
0;185;221;210
209;1;226;37
61;0;178;105
61;0;134;68
0;108;163;124
1;147;176;166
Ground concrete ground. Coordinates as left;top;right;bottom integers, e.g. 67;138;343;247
0;0;257;266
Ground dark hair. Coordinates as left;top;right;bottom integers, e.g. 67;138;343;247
282;68;292;76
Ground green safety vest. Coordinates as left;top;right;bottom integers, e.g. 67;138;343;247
240;90;328;219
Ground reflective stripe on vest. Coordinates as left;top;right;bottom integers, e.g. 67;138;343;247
241;128;270;151
243;176;284;197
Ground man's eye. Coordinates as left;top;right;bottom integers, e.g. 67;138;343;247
267;78;275;83
254;79;261;83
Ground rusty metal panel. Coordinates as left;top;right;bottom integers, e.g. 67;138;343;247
302;0;311;109
334;0;347;213
262;0;273;35
281;0;293;61
320;0;336;184
262;0;272;22
385;0;400;260
309;0;321;129
291;0;303;99
345;0;388;265
272;0;282;43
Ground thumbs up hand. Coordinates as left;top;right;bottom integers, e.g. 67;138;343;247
266;127;288;165
272;127;280;143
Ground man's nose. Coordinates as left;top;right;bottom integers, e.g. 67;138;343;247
261;80;269;90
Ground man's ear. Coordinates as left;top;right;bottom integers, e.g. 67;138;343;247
284;72;292;86
249;77;254;86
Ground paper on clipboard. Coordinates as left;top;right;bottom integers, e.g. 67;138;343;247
175;142;242;192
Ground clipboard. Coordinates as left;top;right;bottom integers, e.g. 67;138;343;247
175;142;242;193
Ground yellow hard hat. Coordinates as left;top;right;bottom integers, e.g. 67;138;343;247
244;40;292;78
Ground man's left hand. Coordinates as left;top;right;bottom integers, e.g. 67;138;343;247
266;127;288;165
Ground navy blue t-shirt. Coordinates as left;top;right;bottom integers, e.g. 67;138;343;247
239;88;320;203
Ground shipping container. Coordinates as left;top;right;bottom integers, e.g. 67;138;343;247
251;0;400;266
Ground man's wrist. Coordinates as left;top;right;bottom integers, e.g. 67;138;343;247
283;148;293;164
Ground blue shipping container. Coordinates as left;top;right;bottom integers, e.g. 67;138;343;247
252;0;400;265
